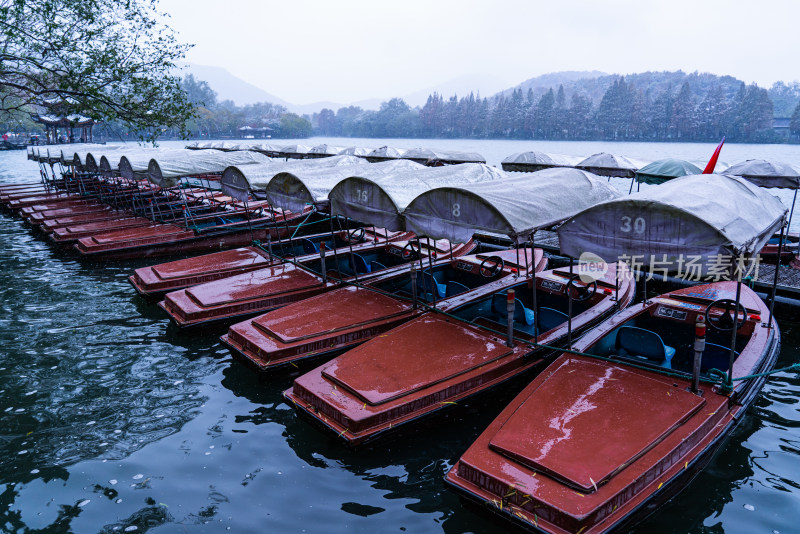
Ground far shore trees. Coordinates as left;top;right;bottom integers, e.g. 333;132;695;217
0;0;195;141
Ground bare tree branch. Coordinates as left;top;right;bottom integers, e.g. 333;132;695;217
0;0;195;142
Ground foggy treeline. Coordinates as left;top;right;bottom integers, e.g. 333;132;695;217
153;73;800;143
315;78;800;143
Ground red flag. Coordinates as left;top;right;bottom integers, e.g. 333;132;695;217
702;137;725;174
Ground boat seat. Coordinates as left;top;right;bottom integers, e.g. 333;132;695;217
538;307;569;332
350;253;370;274
491;292;535;326
370;261;387;272
417;270;446;299
334;257;355;276
615;326;676;368
214;216;234;225
445;281;470;297
301;238;319;254
700;342;739;373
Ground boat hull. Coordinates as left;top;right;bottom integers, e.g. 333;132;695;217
40;210;137;233
444;282;780;534
285;264;635;446
159;239;476;328
222;249;546;372
129;228;412;298
74;222;291;261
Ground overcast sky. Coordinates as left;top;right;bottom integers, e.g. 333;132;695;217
159;0;800;105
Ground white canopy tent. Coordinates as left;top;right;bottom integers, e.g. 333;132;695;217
147;150;270;187
99;148;161;177
248;143;287;157
277;145;313;159
724;159;800;190
308;144;346;158
83;146;134;173
220;155;367;201
501;151;582;172
337;146;372;157
576;152;644;178
404;168;621;243
402;148;486;165
119;149;195;181
265;160;423;212
62;144;116;167
364;146;407;162
558;174;788;273
328;163;506;231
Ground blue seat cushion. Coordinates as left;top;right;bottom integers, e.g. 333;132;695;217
445;281;470;297
350;253;370;274
335;257;354;276
301;238;318;254
538;307;569;332
417;271;446;298
370;260;387;272
491;293;535;326
615;326;675;367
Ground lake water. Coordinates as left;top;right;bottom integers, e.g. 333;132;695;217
1;139;798;533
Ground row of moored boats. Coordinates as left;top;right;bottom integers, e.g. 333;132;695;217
5;141;796;533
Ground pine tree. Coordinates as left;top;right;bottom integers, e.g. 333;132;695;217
670;82;695;139
649;87;674;140
567;93;594;139
532;89;555;139
790;100;800;140
553;85;567;139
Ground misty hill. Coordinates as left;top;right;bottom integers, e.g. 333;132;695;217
494;70;799;117
403;73;515;107
186;63;292;108
495;70;748;105
494;70;608;100
185;63;518;114
183;62;799;121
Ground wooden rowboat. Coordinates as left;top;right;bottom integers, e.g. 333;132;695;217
445;282;779;534
222;248;546;371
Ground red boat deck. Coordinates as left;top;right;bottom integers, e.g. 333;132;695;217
260;288;411;343
130;246;274;296
326;315;515;405
27;204;112;223
444;282;779;534
160;262;329;326
52;217;155;242
21;199;101;215
7;193;82;209
286;263;636;445
487;358;705;492
41;210;133;232
77;223;191;245
74;209;301;260
449;356;731;533
222;248;546;371
193;264;321;306
161;238;474;327
129;228;411;298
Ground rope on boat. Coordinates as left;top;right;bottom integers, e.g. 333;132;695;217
706;362;800;393
289;210;322;239
731;362;800;379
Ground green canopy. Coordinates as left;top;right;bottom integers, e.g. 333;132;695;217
635;158;702;185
